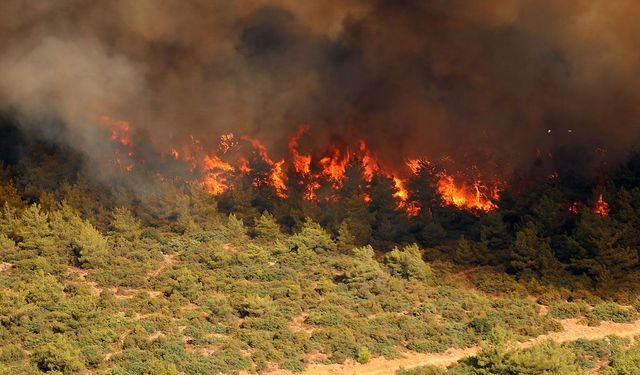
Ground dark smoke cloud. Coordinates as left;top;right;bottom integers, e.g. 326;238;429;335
0;0;639;176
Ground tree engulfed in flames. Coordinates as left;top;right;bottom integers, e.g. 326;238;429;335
594;194;610;216
567;194;610;217
436;175;499;211
98;117;502;215
99;116;135;172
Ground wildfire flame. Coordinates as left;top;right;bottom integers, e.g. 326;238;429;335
359;140;379;182
436;174;498;211
594;194;610;216
318;145;349;187
98;118;502;214
569;202;579;215
289;125;312;175
240;136;287;198
99;115;135;171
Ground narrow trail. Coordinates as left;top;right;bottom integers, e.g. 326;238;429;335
256;319;640;375
148;253;178;278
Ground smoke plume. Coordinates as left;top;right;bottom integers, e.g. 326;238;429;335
1;0;639;177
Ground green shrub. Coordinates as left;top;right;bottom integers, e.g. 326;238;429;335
0;344;25;363
468;269;527;297
384;244;434;282
468;340;581;375
306;305;348;327
549;301;589;319
602;341;640;375
407;339;448;353
281;357;305;372
357;346;372;364
288;219;337;253
32;336;84;374
397;365;447;375
588;303;637;325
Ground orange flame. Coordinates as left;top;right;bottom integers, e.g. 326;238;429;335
319;149;349;186
170;148;180;160
437;174;498;211
201;155;234;195
99;115;132;146
241;136;287;198
405;201;421;217
304;181;321;201
406;159;422;174
238;157;252;173
393;177;408;202
289;125;312;175
359;140;379;182
569;202;579;215
97;117;502;214
594;194;609;216
202;155;234;172
219;133;236;154
98;115;135;171
270;160;287;198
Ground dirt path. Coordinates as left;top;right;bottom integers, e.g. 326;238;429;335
253;319;640;375
524;318;640;348
148;253;178;278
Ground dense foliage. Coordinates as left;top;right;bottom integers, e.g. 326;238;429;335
2;141;640;373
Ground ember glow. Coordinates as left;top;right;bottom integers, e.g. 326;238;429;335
99;118;501;214
99;115;132;147
594;194;610;217
99;115;135;172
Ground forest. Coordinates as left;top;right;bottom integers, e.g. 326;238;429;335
1;133;640;374
2;0;640;373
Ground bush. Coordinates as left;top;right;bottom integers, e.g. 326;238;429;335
588;303;638;325
602;341;640;375
288;219;337;253
407;339;448;353
357;346;372;364
468;340;581;374
239;295;274;317
468;269;527;297
32;336;84;374
281;357;305;372
549;301;589;319
307;305;348;327
0;344;25;363
384;244;434;282
397;365;446;375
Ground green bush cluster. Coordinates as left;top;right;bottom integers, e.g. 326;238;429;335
1;154;640;373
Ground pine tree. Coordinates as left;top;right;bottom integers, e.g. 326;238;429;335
341;194;373;246
110;207;142;241
571;211;639;285
509;222;559;277
368;174;406;248
226;213;248;243
384;243;434;281
254;211;283;242
16;204;60;261
455;236;475;264
337;221;357;253
288;218;337;252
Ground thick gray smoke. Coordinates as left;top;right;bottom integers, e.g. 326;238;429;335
0;0;639;175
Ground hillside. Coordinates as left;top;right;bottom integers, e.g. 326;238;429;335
3;168;640;374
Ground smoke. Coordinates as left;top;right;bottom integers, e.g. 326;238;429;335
0;0;639;178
